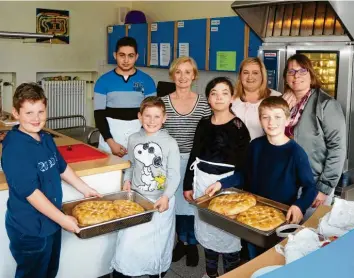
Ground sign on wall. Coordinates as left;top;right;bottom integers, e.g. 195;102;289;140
36;8;69;44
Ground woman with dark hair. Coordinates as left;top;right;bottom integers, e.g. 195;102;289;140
183;77;250;278
282;53;346;219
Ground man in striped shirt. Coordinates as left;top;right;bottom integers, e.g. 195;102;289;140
94;37;156;157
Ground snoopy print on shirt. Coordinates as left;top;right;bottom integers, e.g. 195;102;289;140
133;142;167;192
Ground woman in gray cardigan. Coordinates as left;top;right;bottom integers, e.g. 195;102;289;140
282;53;346;219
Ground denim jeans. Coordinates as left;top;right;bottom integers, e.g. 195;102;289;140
176;215;198;244
6;222;62;278
247;243;266;260
204;247;240;277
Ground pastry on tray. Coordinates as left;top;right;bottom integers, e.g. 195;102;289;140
236;205;286;231
72;200;145;226
113;200;145;218
208;193;257;216
72;200;118;226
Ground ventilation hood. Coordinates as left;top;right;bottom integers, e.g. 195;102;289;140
231;0;354;42
0;31;54;39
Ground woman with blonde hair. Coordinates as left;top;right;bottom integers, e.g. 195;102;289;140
161;56;211;266
232;57;281;140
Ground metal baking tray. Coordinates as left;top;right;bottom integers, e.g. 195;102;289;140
62;190;157;239
190;188;289;248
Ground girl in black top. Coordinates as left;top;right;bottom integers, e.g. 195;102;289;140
183;77;250;278
183;77;250;192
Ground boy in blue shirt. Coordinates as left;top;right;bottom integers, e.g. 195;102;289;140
2;83;101;278
206;96;317;255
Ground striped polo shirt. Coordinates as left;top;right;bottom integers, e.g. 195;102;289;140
94;69;156;140
162;94;211;153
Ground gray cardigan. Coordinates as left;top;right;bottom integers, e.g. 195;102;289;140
294;88;346;195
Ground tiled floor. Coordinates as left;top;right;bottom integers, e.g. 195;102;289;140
104;245;227;278
166;245;247;278
165;245;212;278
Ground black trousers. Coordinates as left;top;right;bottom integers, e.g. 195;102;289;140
112;269;167;278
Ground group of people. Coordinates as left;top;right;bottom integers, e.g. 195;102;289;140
1;35;346;278
93;37;346;278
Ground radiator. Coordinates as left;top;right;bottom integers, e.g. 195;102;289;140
42;81;86;129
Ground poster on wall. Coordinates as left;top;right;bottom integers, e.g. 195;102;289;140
36;8;69;44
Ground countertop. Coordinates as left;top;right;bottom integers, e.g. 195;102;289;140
0;125;130;191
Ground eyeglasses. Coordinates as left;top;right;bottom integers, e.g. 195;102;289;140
286;68;308;76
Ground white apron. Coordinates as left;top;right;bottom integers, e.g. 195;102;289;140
98;118;141;159
111;196;175;276
192;158;242;253
175;153;195;216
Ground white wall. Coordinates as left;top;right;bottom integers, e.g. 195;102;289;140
0;1;240;126
132;1;236;22
0;1;132;125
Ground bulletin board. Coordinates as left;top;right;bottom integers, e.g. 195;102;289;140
149;21;175;68
106;16;256;72
107;25;126;65
248;29;263;58
128;23;148;67
209;16;245;72
177;18;207;70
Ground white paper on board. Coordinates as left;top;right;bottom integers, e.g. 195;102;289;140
177;21;184;28
160;43;171;66
150;43;158;66
151;23;158;32
178;43;189;57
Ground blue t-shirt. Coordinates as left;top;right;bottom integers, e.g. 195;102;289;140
220;136;318;213
2;126;67;237
94;69;156;140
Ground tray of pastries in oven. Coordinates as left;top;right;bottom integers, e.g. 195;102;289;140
62;190;157;239
190;188;289;248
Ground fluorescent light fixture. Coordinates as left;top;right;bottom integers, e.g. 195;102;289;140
0;31;54;39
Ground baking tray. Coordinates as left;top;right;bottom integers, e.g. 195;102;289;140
190;188;289;248
62;190;157;239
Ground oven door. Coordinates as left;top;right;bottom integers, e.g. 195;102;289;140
258;44;287;94
287;43;353;114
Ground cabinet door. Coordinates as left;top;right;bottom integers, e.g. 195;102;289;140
128;23;148;67
209;17;245;72
177;19;207;70
107;25;126;65
150;21;175;68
